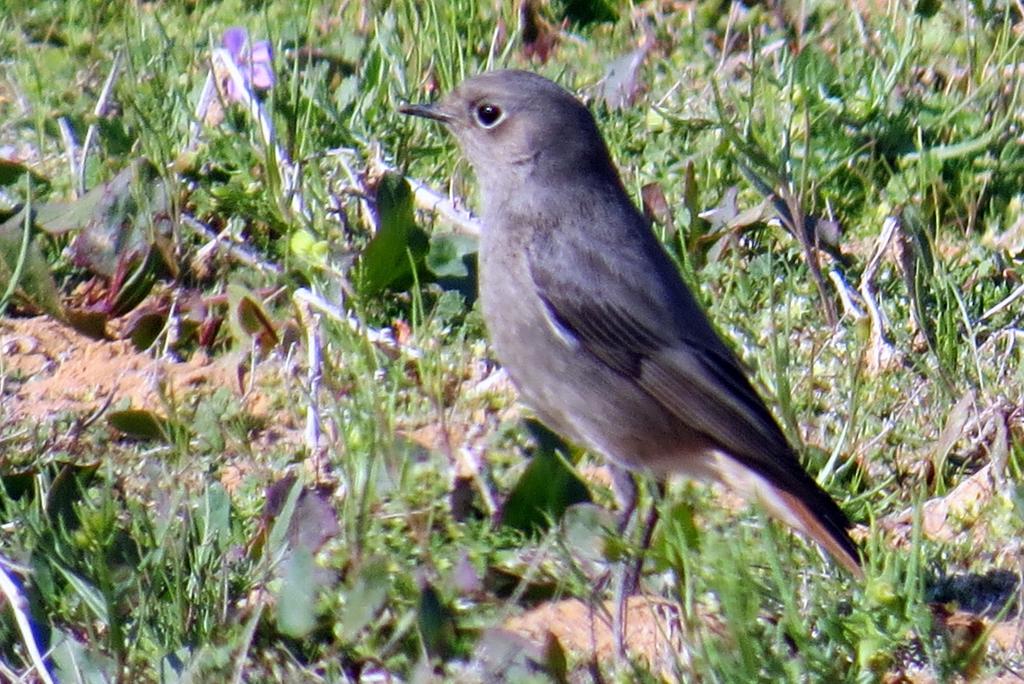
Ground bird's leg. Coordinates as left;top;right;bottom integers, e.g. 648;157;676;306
614;479;663;593
610;464;638;534
609;467;663;593
609;468;666;660
626;480;663;592
606;465;636;661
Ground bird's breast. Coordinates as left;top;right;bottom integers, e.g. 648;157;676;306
476;216;698;471
478;219;586;434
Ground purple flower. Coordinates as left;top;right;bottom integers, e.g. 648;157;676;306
221;27;274;101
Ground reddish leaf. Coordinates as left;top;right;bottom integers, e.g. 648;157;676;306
263;476;340;555
227;283;278;352
641;182;674;234
55;160;171;278
520;0;560;63
598;34;655;110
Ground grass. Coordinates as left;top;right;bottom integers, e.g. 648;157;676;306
2;0;1024;681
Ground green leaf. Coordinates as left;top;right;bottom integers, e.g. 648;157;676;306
264;477;303;557
13;158;177;319
45;462;99;530
276;548;318;638
356;173;429;294
915;0;941;18
107;409;170;441
63;308;110;340
560;503;615;565
557;0;617;25
199;483;231;546
287;485;340;554
425;233;477;279
417;582;456;658
652;500;702;573
339;557;389;641
45;159;172;278
543;632;569;684
125;310;166;349
49;628;118;684
0;158;49;188
106;241;171;317
289;228;329;265
158;647;193;684
0;209;64;319
500;420;592;535
53;565;108;622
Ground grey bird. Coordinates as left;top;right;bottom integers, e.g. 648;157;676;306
401;69;862;577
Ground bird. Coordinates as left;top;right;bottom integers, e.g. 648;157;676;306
401;69;862;578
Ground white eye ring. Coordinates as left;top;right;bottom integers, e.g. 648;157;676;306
474;103;504;128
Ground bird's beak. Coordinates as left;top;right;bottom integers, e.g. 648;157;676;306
399;102;453;123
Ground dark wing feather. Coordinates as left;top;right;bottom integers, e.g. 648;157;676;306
533;265;796;481
529;247;854;537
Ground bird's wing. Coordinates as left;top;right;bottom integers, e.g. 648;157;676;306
528;236;859;574
530;253;796;479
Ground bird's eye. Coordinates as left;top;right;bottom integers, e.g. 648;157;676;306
474;103;503;128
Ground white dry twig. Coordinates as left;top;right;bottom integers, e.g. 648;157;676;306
57;117;80;198
180;214;282;276
455;421;498;518
293;291;325;470
979;281;1024;323
828;269;865;320
859;216;901;372
0;559;56;684
405;174;481;237
190;68;219;147
369;160;481;237
293;287;421;360
79;51;124;196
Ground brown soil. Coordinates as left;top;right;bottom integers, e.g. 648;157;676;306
1;316;251;422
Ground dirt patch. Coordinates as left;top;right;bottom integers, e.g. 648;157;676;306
502;595;725;677
0;316;260;422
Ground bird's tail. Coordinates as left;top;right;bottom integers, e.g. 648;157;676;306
709;451;863;578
